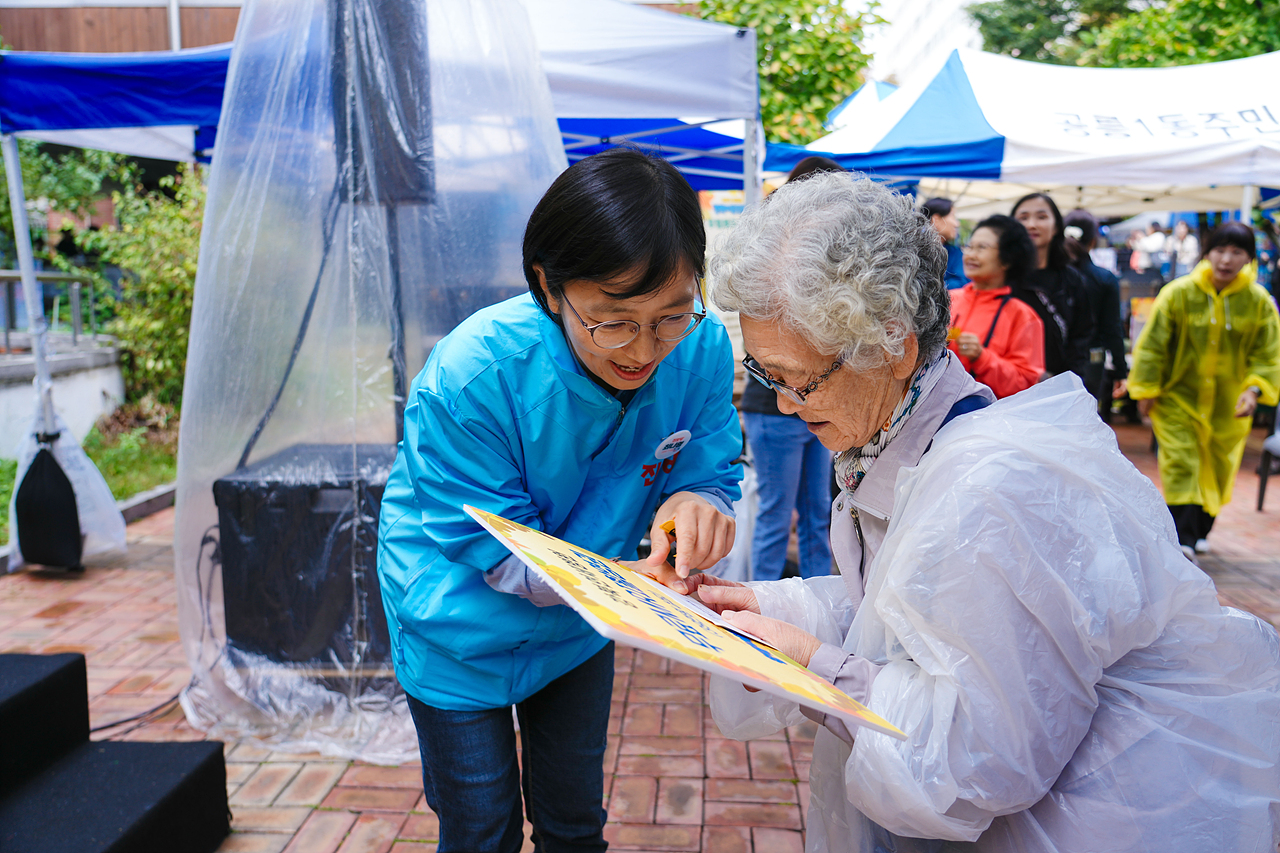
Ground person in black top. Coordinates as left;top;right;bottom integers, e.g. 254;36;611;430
1011;193;1094;382
1064;208;1128;416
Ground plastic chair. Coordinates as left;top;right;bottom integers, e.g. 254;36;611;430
1258;422;1280;510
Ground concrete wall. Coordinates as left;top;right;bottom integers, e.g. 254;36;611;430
0;348;124;457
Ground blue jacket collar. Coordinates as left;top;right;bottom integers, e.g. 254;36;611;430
534;304;661;413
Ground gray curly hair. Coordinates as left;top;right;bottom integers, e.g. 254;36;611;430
709;173;950;371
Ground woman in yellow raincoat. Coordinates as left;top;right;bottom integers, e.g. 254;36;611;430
1129;221;1280;557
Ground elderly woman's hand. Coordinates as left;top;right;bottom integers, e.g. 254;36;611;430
683;573;759;614
721;610;823;668
633;492;735;594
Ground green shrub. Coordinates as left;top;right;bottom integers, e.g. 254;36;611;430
699;0;879;145
1;140;135;264
82;427;177;502
71;166;204;408
82;396;179;501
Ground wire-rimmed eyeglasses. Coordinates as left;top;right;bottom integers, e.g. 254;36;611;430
742;354;842;405
560;288;707;350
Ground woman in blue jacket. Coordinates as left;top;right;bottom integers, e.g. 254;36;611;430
377;148;742;852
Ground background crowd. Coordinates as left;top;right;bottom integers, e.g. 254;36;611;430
739;166;1280;580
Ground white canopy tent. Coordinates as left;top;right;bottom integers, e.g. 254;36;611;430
526;0;757;120
902;179;1269;220
800;48;1280;218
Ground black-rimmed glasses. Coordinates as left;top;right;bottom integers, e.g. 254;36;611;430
560;289;706;350
742;354;842;405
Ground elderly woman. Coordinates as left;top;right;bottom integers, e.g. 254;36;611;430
693;173;1280;852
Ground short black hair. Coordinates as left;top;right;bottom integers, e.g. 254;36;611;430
523;148;705;318
920;197;954;219
786;156;844;182
1011;192;1069;270
973;214;1037;283
1204;220;1256;260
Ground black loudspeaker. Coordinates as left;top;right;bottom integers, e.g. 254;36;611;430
213;444;396;668
330;0;434;205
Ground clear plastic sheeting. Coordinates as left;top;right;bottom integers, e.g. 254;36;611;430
174;0;567;762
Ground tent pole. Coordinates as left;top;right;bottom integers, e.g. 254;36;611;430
1242;183;1255;225
1;134;57;437
168;0;182;50
743;121;761;206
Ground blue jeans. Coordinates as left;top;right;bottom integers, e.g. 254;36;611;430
744;412;833;580
407;642;614;853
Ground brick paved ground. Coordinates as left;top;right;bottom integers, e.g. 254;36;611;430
1114;421;1280;626
2;422;1279;852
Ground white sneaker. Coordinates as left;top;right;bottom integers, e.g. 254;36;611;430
1194;538;1211;554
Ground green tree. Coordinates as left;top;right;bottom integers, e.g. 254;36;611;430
64;166;204;407
1083;0;1280;66
0;141;135;262
699;0;880;144
967;0;1137;64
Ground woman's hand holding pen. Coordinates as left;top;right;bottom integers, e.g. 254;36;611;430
623;491;734;594
627;518;823;668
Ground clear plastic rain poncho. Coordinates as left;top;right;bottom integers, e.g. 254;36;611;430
174;0;567;762
711;376;1280;852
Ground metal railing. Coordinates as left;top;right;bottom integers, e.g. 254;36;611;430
0;270;97;353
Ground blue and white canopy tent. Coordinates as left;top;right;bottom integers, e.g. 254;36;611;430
0;0;763;191
0;44;230;161
0;42;234;451
526;0;763;196
0;48;178;571
823;80;898;134
786;48;1280;218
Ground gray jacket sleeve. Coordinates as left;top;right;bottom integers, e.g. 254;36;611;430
484;553;565;607
799;642;884;746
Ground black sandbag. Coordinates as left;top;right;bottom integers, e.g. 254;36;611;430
14;447;83;569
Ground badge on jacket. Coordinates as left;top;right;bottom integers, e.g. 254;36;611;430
643;430;691;486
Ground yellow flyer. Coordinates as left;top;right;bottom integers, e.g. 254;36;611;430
465;505;905;741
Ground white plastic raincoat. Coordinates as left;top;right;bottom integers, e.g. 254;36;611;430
711;367;1280;852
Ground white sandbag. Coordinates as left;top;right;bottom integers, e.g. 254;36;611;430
8;410;127;571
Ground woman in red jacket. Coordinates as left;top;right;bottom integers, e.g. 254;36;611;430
949;215;1046;398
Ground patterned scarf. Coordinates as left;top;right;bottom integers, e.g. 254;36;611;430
833;351;951;503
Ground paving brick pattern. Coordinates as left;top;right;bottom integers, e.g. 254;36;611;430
2;423;1279;851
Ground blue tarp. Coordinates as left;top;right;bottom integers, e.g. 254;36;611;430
560;118;750;190
0;45;230;135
